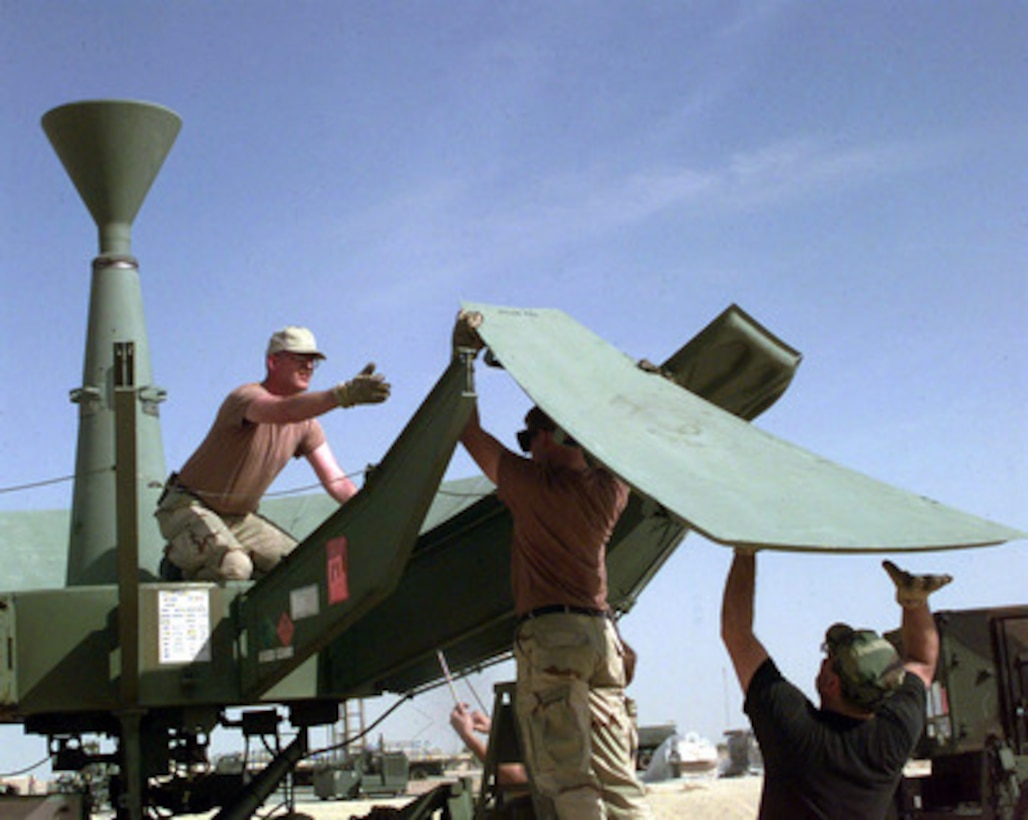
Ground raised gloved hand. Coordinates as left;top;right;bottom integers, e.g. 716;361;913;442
334;363;391;407
883;559;953;608
452;309;484;358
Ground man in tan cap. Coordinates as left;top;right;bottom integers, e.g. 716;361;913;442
156;326;390;581
721;552;952;818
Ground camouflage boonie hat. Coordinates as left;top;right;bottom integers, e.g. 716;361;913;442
824;623;906;710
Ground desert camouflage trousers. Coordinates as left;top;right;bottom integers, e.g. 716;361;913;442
514;612;652;820
155;485;296;581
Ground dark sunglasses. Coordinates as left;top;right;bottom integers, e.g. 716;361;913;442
516;426;578;452
516;428;537;452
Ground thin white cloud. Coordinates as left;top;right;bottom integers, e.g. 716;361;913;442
462;134;948;249
719;137;926;208
321;131;957;291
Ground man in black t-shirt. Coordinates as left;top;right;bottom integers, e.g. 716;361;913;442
721;553;952;819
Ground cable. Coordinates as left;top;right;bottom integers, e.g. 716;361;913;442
0;755;52;778
303;693;413;760
0;473;76;495
264;468;370;498
0;465;493;503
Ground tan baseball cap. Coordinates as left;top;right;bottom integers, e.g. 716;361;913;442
266;326;326;360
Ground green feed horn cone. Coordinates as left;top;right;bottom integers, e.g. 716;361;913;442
43;99;180;586
42;100;182;255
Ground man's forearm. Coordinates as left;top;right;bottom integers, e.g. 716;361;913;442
326;474;358;504
248;389;341;424
460;404;482;446
462;732;488;764
459;404;503;484
721;551;756;645
900;603;939;671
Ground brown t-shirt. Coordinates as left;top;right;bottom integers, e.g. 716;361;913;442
176;383;326;515
497;451;629;615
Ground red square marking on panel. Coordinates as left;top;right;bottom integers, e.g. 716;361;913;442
277;612;294;647
327;536;349;605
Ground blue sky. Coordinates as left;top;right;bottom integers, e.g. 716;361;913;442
1;1;1026;776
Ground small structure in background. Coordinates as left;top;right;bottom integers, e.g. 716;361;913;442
640;728;719;783
720;729;763;778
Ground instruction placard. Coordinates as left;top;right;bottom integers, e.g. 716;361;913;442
158;588;212;664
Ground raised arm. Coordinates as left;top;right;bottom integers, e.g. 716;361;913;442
246;387;341;424
721;549;770;695
450;704;490;763
460;405;508;485
450;704;528;787
451;309;508;482
306;441;358;504
883;560;952;688
246;363;391;424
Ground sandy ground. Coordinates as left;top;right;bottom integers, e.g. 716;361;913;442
645;777;762;819
293;775;763;819
72;774;762;818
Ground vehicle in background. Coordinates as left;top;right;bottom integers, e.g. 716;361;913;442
897;607;1027;819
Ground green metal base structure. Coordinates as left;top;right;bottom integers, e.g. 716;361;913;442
0;301;802;818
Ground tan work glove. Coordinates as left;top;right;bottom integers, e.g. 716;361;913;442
334;363;391;407
883;559;953;609
452;309;485;358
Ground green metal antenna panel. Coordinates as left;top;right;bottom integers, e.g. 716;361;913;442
465;303;1025;552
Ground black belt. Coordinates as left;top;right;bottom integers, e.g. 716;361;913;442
157;472;178;506
158;472;203;507
516;604;609;625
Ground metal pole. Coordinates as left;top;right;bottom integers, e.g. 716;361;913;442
115;341;140;706
114;341;146;820
213;730;308;820
116;710;145;820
